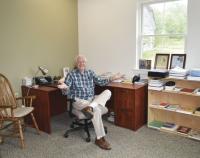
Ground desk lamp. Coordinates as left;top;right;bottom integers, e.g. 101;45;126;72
26;66;48;96
38;66;48;76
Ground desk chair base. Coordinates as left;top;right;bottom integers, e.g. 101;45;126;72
64;119;93;142
65;99;108;142
64;119;108;143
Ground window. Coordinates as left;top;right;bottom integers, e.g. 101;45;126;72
139;0;188;66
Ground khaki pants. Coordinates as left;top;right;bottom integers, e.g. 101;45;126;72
73;89;111;139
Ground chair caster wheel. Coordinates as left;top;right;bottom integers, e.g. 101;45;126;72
0;138;4;144
86;137;91;142
104;127;108;134
64;132;69;138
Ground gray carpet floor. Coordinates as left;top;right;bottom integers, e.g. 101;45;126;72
0;113;200;158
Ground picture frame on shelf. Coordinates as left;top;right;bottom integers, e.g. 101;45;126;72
169;54;186;69
139;59;151;69
154;53;170;69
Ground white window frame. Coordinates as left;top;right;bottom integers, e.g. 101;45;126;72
137;0;187;68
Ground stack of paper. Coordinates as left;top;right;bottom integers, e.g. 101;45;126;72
169;67;188;79
148;79;165;91
187;69;200;81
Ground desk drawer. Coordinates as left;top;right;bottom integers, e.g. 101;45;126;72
114;88;135;110
115;109;135;130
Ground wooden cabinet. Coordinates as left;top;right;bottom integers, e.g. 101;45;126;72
95;82;147;131
148;78;200;140
21;86;68;134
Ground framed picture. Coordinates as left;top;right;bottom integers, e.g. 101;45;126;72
170;54;186;69
139;59;151;69
154;53;170;69
63;67;70;78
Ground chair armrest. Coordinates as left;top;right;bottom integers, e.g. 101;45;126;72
16;95;36;107
16;96;36;100
0;105;14;108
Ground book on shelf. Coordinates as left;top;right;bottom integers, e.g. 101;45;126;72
188;129;200;141
173;87;182;92
150;102;169;109
148;120;164;129
159;102;169;108
176;107;194;114
193;88;200;95
194;107;200;116
160;122;178;132
165;104;180;111
176;126;191;135
180;88;195;93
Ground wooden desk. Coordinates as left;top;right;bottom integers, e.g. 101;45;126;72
95;82;147;131
21;86;67;134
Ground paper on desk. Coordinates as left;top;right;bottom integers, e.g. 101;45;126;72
112;79;123;83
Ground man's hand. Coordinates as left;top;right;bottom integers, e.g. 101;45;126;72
58;77;65;84
109;73;125;82
57;83;68;89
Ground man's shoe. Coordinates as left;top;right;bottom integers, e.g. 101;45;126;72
102;137;111;149
81;106;93;119
95;138;111;150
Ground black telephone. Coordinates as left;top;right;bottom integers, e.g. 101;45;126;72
132;74;140;84
35;76;52;85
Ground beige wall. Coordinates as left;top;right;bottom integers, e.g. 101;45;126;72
0;0;78;95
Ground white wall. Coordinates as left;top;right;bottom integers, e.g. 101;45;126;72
78;0;200;76
186;0;200;69
78;0;137;77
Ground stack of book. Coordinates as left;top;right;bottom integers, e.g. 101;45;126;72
169;67;188;79
160;122;178;132
165;104;180;111
148;79;165;91
148;120;164;129
176;126;191;135
193;88;200;95
159;102;169;108
194;107;200;116
173;87;182;92
176;107;194;114
180;88;195;93
151;102;169;109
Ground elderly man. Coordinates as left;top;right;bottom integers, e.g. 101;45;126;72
58;55;123;150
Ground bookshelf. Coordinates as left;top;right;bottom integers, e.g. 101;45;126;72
148;78;200;141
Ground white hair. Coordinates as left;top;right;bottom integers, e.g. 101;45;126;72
75;55;87;63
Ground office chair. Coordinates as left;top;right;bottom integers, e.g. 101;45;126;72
64;99;108;142
0;73;40;148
